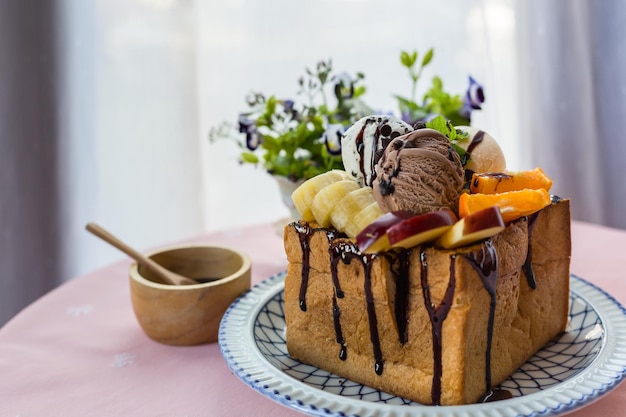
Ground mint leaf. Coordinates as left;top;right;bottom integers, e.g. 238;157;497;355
426;116;469;162
425;116;449;136
450;143;468;163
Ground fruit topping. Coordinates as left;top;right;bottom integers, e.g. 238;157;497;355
332;188;383;238
356;211;415;253
469;167;552;194
458;188;551;223
387;209;458;250
310;179;360;227
436;206;505;249
292;170;351;222
292;169;385;237
291;116;557;253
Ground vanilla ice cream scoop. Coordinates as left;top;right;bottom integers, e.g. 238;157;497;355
341;115;413;187
455;126;506;173
373;128;465;215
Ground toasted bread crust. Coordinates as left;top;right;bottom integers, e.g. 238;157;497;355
284;199;570;405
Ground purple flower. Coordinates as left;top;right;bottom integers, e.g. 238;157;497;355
238;114;261;150
400;110;412;125
460;76;485;119
401;110;434;127
322;123;344;155
280;99;298;121
333;72;355;100
284;99;294;110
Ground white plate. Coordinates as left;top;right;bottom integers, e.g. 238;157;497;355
219;273;626;417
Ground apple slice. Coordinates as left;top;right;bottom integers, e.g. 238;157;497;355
356;210;414;253
387;209;458;249
436;206;505;249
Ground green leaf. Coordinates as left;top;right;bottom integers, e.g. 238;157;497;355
240;152;259;164
400;51;413;68
421;48;434;68
265;96;277;115
426;116;449;135
394;95;420;111
450;143;468;162
260;135;281;152
425;117;468;163
431;76;443;90
353;86;367;98
447;113;471;127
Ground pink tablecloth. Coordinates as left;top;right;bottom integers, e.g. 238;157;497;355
1;221;625;416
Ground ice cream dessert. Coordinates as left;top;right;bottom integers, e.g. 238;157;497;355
455;126;506;174
341;115;413;187
284;119;570;405
373;128;465;215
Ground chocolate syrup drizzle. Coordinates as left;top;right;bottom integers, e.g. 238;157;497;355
330;243;350;299
521;196;561;291
296;224;340;311
420;249;457;404
329;242;351;360
291;220;538;405
354;122;368;185
353;117;406;187
354;118;385;188
462;129;486;182
294;222;312;311
522;213;539;289
328;242;356;362
330;241;384;374
472;172;512;190
466;129;485;154
387;250;411;344
480;389;513;402
332;295;347;360
363;254;385;375
463;240;498;393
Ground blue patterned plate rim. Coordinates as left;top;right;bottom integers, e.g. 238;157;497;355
219;273;626;417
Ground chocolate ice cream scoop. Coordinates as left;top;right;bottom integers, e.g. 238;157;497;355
373;128;465;215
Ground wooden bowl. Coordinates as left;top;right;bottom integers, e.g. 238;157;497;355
129;244;251;345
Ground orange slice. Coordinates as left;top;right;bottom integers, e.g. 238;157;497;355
470;167;552;194
458;188;551;222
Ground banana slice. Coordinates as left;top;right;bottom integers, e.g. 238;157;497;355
352;201;384;238
332;187;379;237
311;180;360;227
292;170;351;221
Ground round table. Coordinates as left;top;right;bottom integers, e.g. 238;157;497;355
1;221;625;416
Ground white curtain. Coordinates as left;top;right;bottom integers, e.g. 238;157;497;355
516;0;626;229
54;0;204;277
1;0;204;325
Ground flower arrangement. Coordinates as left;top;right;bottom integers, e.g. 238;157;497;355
395;49;484;127
209;48;485;182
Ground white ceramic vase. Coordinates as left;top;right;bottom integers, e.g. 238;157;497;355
273;175;304;221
